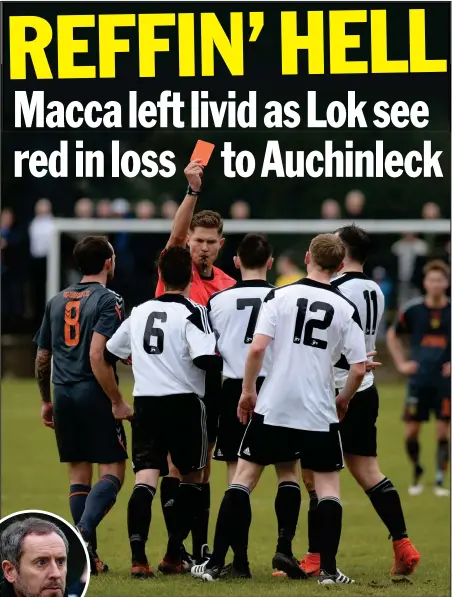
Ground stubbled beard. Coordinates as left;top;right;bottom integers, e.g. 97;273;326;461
14;580;65;597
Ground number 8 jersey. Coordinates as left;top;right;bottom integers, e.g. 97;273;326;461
253;278;367;432
331;272;385;392
106;294;218;398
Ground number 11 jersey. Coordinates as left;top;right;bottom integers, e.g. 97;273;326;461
332;272;385;392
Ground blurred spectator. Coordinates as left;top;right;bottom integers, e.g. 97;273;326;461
74;197;94;219
29;198;54;326
372;265;394;337
345;189;366;218
111;197;131;218
135;199;156;219
411;235;451;295
96;199;113;219
161;199;178;220
230;200;251;219
275;250;306;286
422;201;441;220
1;208;25;331
321;199;341;219
391;233;428;306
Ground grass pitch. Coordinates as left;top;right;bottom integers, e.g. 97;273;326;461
1;379;450;596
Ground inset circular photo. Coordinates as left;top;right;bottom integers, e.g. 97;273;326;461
0;510;90;597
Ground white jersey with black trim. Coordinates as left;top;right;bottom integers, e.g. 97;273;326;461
253;278;367;432
106;294;217;397
332;272;385;392
207;280;274;379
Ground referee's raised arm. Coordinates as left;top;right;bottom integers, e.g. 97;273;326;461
166;160;204;248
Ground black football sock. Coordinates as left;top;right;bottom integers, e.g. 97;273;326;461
436;439;449;486
405;438;423;484
307;490;321;553
317;497;342;575
365;478;408;541
77;475;121;542
128;484;155;564
192;483;210;560
209;484;251;570
160;477;180;539
274;481;301;557
166;483;202;561
69;485;98;555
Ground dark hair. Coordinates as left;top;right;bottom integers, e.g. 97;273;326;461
237;234;273;269
190;210;223;235
158;246;192;291
73;236;113;275
424;259;450;279
335;224;371;264
0;517;69;569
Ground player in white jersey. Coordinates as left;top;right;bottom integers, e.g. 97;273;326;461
208;234;305;579
192;234;367;585
299;226;420;579
105;246;222;578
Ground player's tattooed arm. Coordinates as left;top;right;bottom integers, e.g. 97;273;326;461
35;348;52;403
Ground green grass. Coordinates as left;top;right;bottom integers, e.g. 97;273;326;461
1;379;450;596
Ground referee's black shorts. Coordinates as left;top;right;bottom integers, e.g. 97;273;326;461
131;394;208;476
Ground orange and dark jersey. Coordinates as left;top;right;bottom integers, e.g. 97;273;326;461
155;250;236;306
394;296;451;383
33;282;124;385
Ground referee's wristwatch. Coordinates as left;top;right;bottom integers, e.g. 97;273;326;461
187;185;201;196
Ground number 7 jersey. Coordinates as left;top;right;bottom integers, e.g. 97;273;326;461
331;272;385;392
207;280;275;380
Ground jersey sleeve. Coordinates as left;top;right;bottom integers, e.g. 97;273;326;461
186;305;218;361
106;317;131;359
342;311;367;365
32;299;53;351
254;289;277;338
93;293;123;339
393;304;413;335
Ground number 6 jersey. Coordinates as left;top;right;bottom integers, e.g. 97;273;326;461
253;278;367;432
331;272;385;392
106;294;218;398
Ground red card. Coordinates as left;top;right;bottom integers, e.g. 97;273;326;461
191;140;215;166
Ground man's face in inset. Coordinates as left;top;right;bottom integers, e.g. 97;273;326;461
2;533;67;597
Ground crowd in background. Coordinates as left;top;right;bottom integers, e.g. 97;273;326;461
1;190;450;336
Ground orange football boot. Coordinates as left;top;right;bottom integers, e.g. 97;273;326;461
299;553;321;577
131;562;154;578
391;539;420;576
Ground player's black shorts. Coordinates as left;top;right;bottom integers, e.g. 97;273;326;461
203;393;219;444
132;394;208;476
214;377;265;462
53;381;128;464
403;381;451;422
237;413;344;472
339;384;379;457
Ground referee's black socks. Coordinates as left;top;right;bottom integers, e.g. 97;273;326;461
317;496;342;575
274;481;301;557
77;475;121;543
128;484;156;564
366;477;408;541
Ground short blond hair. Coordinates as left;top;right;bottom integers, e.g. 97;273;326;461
309;233;345;272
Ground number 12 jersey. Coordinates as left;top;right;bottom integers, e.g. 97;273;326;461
253;278;367;432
